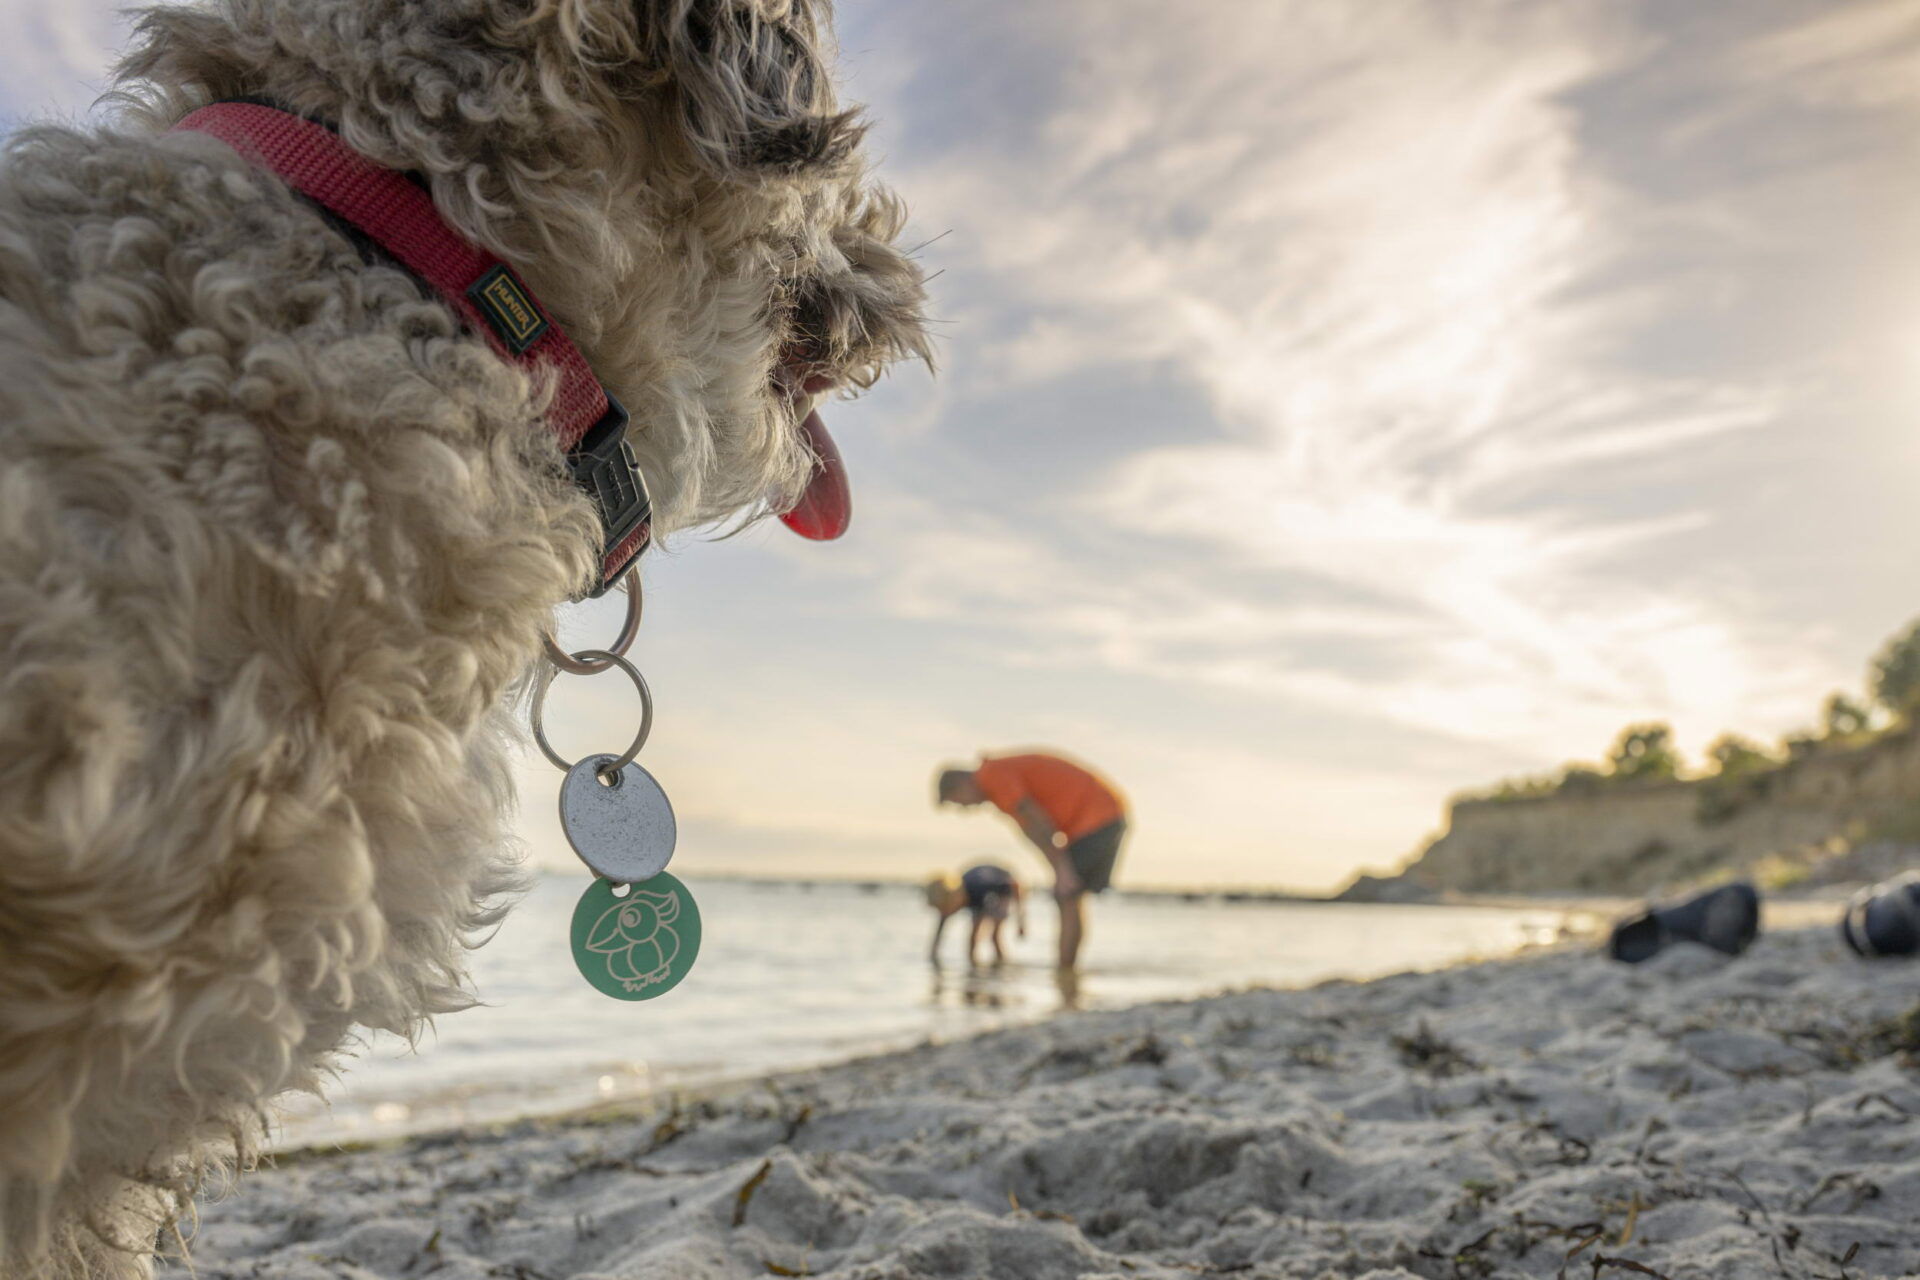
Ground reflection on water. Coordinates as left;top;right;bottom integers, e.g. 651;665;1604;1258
275;875;1564;1149
929;965;1029;1011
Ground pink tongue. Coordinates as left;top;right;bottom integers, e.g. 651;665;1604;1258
780;408;851;540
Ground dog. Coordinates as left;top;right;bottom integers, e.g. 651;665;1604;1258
0;0;928;1273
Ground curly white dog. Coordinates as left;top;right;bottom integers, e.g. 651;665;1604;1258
0;0;928;1274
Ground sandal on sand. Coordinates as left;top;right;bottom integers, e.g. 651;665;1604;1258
1608;881;1761;964
1839;873;1920;958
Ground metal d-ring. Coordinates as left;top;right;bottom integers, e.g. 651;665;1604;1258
543;570;642;676
530;648;655;776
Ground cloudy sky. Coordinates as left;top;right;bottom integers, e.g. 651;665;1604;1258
5;1;1918;890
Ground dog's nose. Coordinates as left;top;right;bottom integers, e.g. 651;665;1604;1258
780;407;850;540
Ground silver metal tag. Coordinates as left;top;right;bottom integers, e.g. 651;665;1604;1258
557;754;677;882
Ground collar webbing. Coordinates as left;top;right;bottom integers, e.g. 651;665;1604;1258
173;101;649;594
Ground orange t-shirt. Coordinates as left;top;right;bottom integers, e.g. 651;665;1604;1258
974;752;1125;842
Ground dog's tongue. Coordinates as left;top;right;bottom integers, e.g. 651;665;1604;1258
779;408;851;540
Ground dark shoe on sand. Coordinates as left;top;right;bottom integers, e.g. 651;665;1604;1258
1609;881;1761;964
1839;873;1920;958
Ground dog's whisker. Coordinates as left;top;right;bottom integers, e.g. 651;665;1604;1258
905;228;955;257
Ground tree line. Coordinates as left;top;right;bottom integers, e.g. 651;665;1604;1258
1466;616;1920;805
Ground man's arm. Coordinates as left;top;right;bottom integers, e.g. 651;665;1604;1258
1012;799;1080;895
929;910;949;964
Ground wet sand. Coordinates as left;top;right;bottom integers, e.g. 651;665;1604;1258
162;925;1920;1279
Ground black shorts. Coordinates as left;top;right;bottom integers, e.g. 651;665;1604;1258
1066;819;1127;895
961;865;1015;919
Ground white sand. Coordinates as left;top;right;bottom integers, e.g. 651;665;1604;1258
161;926;1920;1279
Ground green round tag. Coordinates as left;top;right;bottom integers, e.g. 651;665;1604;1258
570;873;701;1001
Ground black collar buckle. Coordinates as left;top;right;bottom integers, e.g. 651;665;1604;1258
566;391;652;597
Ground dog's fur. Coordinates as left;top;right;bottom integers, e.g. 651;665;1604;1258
0;0;927;1273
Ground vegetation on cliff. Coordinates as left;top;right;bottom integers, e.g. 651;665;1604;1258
1461;617;1920;816
1337;618;1920;900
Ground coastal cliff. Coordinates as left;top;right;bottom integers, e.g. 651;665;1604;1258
1349;726;1920;898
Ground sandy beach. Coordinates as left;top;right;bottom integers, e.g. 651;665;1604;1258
158;922;1920;1280
259;882;1564;1151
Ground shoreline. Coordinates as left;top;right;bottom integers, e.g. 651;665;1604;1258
269;936;1565;1162
614;869;1643;908
170;923;1920;1279
267;898;1583;1157
629;871;1867;925
261;893;1855;1159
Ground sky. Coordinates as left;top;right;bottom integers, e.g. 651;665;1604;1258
4;0;1918;891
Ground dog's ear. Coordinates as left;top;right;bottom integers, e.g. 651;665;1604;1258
638;0;863;177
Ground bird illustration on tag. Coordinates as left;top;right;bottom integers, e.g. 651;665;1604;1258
584;887;681;991
569;873;701;1001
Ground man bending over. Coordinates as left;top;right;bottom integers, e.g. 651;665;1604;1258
935;751;1129;970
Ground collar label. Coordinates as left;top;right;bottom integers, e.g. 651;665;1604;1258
469;264;551;353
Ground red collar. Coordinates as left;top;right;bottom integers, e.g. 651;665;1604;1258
172;101;649;596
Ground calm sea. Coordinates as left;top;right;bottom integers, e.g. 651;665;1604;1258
275;875;1564;1148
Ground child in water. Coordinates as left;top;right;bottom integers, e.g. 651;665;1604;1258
926;864;1027;966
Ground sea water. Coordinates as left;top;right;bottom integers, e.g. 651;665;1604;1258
275;875;1564;1148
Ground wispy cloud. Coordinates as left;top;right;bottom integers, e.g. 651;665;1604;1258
6;0;1916;888
838;0;1917;781
1737;2;1920;108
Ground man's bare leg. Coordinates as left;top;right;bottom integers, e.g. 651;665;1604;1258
989;918;1007;964
1053;966;1081;1009
968;914;989;967
1056;890;1085;970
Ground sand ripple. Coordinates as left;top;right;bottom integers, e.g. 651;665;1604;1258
163;926;1920;1279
